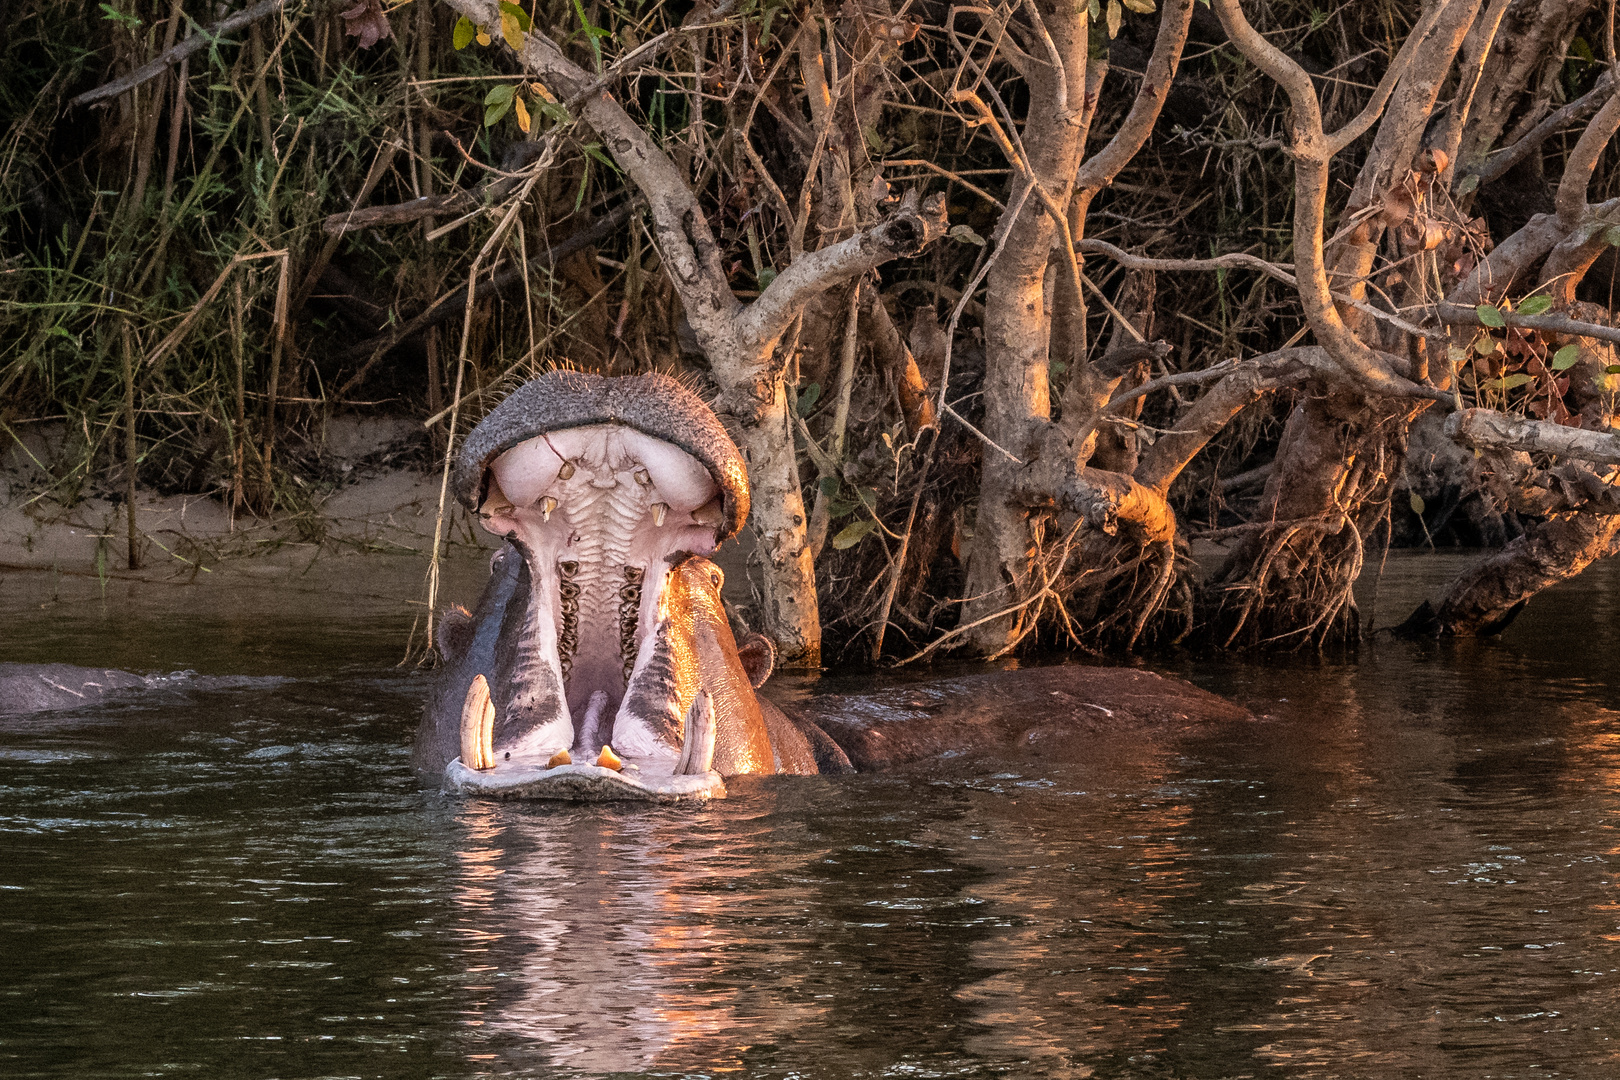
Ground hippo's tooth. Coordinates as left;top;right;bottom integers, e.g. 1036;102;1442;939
480;481;515;521
634;467;652;487
596;744;624;771
459;674;496;770
539;495;557;521
651;502;669;527
557;461;576;480
675;691;716;776
575;690;610;757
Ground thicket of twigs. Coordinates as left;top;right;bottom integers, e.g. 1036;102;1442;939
3;0;1618;663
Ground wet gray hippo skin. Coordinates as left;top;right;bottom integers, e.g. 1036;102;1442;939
0;664;150;715
418;371;1249;803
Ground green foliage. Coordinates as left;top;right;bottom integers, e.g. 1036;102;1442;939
832;519;877;549
97;3;140;26
485;84;516;126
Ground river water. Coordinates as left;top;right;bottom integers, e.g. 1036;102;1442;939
2;552;1618;1078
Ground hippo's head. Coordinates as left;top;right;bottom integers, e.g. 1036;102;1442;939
415;371;821;801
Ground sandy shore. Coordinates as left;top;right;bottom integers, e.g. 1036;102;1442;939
1;416;493;580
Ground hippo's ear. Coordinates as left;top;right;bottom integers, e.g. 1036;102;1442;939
736;633;776;689
437;606;475;664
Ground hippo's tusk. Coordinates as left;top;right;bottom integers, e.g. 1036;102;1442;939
459;674;496;770
690;497;723;527
650;502;668;527
539;496;557;522
674;691;716;776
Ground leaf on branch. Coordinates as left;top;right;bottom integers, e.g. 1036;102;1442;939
1605;224;1620;247
484;84;516;127
1409;491;1425;516
453;15;476;49
1606;364;1620;375
1518;295;1553;316
339;0;394;49
832;520;878;549
949;224;986;246
513;94;531;133
1122;0;1155;12
498;1;533;30
1552;344;1581;371
1457;173;1480;194
498;1;530;49
1486;373;1535;390
476;27;492;45
797;383;822;415
1476;303;1506;328
1106;0;1123;38
1473;335;1497;356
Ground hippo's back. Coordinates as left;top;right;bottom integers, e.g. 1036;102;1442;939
0;664;150;716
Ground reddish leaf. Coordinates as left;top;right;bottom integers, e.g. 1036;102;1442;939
340;0;394;49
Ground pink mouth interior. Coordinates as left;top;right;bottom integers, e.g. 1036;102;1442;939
476;423;724;766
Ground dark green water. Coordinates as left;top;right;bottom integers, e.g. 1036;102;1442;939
2;553;1618;1078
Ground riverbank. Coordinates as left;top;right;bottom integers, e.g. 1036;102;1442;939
1;416;492;580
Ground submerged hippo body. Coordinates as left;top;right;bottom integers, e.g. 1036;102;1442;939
417;371;1249;802
0;664;151;715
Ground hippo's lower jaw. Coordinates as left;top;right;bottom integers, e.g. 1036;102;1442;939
448;681;728;803
444;761;726;803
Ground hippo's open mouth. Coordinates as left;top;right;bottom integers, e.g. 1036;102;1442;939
423;372;772;802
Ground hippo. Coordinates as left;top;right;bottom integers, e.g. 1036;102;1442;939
415;371;1250;802
0;664;152;715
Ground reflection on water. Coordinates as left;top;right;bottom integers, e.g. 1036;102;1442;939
2;552;1619;1077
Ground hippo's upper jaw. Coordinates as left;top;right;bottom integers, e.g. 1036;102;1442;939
421;371;805;802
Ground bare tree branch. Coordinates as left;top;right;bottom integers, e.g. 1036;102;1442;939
1447;408;1620;466
739;191;948;354
1075;0;1195;193
1325;1;1449;153
1556;85;1620;227
1435;301;1620;347
1469;69;1615;187
1134;348;1327;493
71;0;287;108
1016;431;1176;543
1211;0;1443;400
